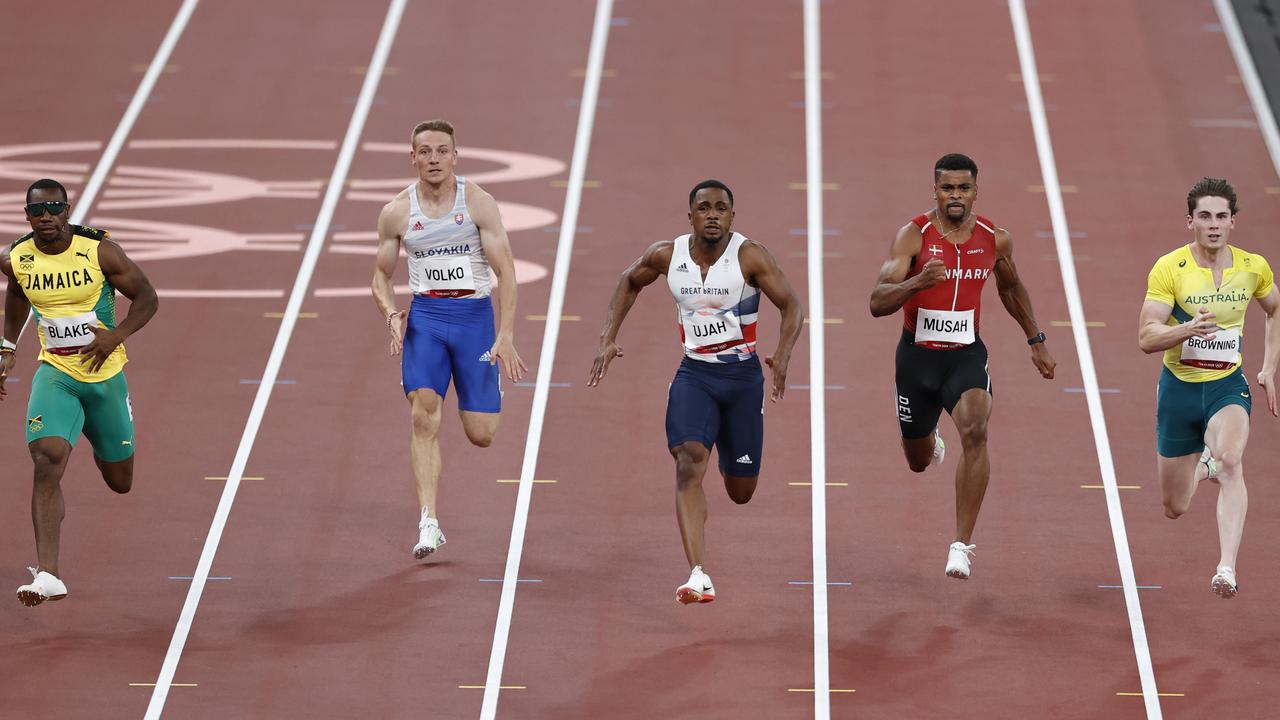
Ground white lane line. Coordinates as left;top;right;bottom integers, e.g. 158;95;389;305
142;0;408;716
14;0;201;346
1215;0;1280;178
478;0;613;717
802;0;830;718
1006;2;1163;719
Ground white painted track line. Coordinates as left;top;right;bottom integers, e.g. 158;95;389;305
1006;2;1162;718
1215;0;1280;180
478;0;614;717
802;0;831;717
142;0;408;716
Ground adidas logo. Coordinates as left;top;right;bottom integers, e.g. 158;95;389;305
412;221;424;231
675;262;689;272
478;351;492;362
736;454;752;464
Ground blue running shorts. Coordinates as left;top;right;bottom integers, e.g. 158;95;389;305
402;295;501;412
666;355;764;477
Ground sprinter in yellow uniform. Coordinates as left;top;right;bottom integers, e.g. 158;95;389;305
1139;177;1279;599
0;179;159;606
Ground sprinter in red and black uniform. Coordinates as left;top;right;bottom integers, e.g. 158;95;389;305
870;153;1056;580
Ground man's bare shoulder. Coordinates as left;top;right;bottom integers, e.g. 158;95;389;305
379;189;411;234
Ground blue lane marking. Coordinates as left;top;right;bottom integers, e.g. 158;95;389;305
514;382;570;388
1064;387;1120;394
611;16;630;26
1098;585;1161;589
241;379;297;385
788;581;852;586
1202;23;1222;32
791;385;846;390
479;578;542;583
169;576;232;581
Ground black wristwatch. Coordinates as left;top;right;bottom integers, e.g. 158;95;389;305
1027;331;1046;346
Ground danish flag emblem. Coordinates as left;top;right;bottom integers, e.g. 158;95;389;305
927;245;943;256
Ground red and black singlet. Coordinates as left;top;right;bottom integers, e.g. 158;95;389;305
901;214;998;349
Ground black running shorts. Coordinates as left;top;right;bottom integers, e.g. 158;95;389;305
894;329;991;439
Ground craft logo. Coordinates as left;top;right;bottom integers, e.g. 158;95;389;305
19;254;34;271
454;213;464;226
28;415;43;432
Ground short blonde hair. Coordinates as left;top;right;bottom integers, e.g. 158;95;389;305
411;119;456;149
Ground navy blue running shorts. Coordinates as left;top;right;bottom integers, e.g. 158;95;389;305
666;355;764;477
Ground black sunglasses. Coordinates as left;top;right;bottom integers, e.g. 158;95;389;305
25;201;68;217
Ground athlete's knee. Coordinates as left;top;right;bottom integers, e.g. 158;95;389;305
409;399;443;438
1163;499;1187;520
672;444;709;488
1215;451;1243;481
465;428;496;448
957;419;989;450
29;445;68;485
724;477;757;504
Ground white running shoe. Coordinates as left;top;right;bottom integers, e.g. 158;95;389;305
931;428;946;466
1199;447;1219;484
1210;566;1238;599
945;542;976;580
413;518;446;559
17;567;67;607
675;565;716;605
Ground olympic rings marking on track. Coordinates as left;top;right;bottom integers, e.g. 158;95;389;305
0;139;564;298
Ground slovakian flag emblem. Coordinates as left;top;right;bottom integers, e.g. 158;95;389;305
454;213;464;225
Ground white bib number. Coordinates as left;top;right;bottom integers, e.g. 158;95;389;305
915;308;975;346
1180;327;1240;369
684;312;743;352
40;312;98;353
421;255;475;296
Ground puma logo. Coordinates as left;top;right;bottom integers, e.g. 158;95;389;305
75;251;89;261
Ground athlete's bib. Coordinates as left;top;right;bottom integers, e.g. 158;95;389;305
420;255;476;298
1180;327;1240;370
40;311;98;355
683;312;744;354
914;308;975;346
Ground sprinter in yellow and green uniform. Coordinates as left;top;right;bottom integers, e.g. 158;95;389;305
0;179;158;607
1139;177;1279;600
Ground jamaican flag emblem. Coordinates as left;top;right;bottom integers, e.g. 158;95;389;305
19;254;34;271
28;416;43;432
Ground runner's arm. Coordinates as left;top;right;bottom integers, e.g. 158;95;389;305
471;183;527;382
869;222;937;316
993;229;1055;379
372;201;407;355
587;241;670;386
1256;286;1280;416
81;240;159;372
1;251;30;396
743;241;803;401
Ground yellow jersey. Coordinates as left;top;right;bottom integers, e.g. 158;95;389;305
1145;244;1273;383
10;225;126;382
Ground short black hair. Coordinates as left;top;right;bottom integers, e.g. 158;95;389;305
934;153;978;180
689;179;733;208
26;178;68;204
1187;177;1238;216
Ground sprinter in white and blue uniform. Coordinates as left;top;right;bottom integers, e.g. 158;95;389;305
589;180;803;605
373;120;527;560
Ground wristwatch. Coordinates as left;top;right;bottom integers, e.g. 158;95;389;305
1027;331;1046;346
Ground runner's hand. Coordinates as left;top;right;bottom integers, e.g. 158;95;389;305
388;313;405;356
588;342;623;387
914;258;947;290
1031;342;1055;379
1185;306;1218;339
1259;370;1278;417
490;334;527;383
79;326;123;373
765;353;790;402
0;351;13;400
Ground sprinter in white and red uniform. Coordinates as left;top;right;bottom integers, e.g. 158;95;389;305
589;180;803;605
372;119;527;560
871;154;1056;580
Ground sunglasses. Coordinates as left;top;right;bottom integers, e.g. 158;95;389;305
25;201;68;217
